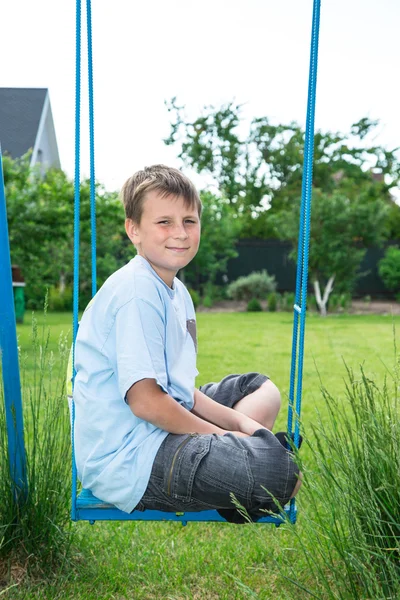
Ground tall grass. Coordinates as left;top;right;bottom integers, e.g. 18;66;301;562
0;312;73;578
275;357;400;599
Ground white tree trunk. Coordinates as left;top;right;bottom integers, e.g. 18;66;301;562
314;276;335;317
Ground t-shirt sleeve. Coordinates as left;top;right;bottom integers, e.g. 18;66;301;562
114;297;168;401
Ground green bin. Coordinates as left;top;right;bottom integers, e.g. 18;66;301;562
12;265;26;324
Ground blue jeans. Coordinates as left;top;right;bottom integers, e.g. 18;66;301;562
137;373;299;517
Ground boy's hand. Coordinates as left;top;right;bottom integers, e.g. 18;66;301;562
236;413;269;436
192;389;267;436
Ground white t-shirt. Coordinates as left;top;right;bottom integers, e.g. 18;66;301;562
73;255;198;512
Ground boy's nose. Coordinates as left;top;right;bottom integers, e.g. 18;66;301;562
173;224;189;239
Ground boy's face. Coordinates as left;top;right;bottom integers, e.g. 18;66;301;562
125;190;201;287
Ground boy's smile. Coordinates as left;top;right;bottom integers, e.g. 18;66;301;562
125;190;201;287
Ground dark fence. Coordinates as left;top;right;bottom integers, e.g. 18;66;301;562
222;239;398;297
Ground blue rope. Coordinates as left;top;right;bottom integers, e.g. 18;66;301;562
287;0;321;523
71;0;82;522
87;0;97;297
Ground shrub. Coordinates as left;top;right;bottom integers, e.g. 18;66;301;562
307;294;318;311
267;292;279;312
247;298;263;312
188;288;200;310
281;291;295;312
227;270;276;302
0;312;73;576
48;285;73;312
202;295;214;308
379;245;400;292
328;292;352;313
328;293;340;312
339;292;352;310
202;282;226;304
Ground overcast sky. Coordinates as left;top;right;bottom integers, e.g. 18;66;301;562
1;0;399;193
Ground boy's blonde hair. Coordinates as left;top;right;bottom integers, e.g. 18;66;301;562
120;165;202;223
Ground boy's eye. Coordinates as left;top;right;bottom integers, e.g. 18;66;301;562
157;219;197;225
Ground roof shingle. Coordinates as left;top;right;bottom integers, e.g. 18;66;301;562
0;87;47;158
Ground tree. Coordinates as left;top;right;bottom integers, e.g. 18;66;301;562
4;154;236;309
274;189;389;315
4;154;132;309
182;191;240;293
165;100;400;240
378;246;400;293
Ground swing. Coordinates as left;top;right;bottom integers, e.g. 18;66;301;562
70;0;321;526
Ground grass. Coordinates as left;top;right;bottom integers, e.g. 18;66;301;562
1;311;399;599
0;312;73;581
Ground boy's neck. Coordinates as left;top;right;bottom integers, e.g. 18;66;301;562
138;255;176;289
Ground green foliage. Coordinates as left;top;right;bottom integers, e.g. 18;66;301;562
202;295;214;308
188;288;200;310
307;293;318;311
266;291;279;312
339;292;352;310
328;292;352;312
378;245;400;292
48;285;73;312
183;191;240;293
4;154;133;310
328;293;340;311
281;291;295;312
227;270;276;301
246;298;263;312
0;312;73;574
275;189;388;296
165;101;400;240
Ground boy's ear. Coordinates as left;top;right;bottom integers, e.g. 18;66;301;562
125;218;139;244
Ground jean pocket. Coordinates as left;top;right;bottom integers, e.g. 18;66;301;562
165;434;211;502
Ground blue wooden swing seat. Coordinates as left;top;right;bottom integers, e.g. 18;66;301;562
75;488;295;525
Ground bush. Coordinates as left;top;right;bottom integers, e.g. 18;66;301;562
247;298;263;312
328;292;352;313
48;285;73;312
188;288;200;310
202;282;226;304
379;245;400;292
307;294;318;311
328;292;340;312
0;312;73;576
339;292;352;310
202;295;214;308
267;292;279;312
281;291;295;312
227;270;276;302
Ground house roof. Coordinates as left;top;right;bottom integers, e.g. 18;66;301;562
0;87;47;158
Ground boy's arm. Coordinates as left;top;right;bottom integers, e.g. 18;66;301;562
191;387;267;436
127;379;230;435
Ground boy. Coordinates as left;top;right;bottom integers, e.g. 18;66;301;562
73;165;301;522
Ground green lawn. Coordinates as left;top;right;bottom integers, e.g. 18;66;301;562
5;311;399;599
